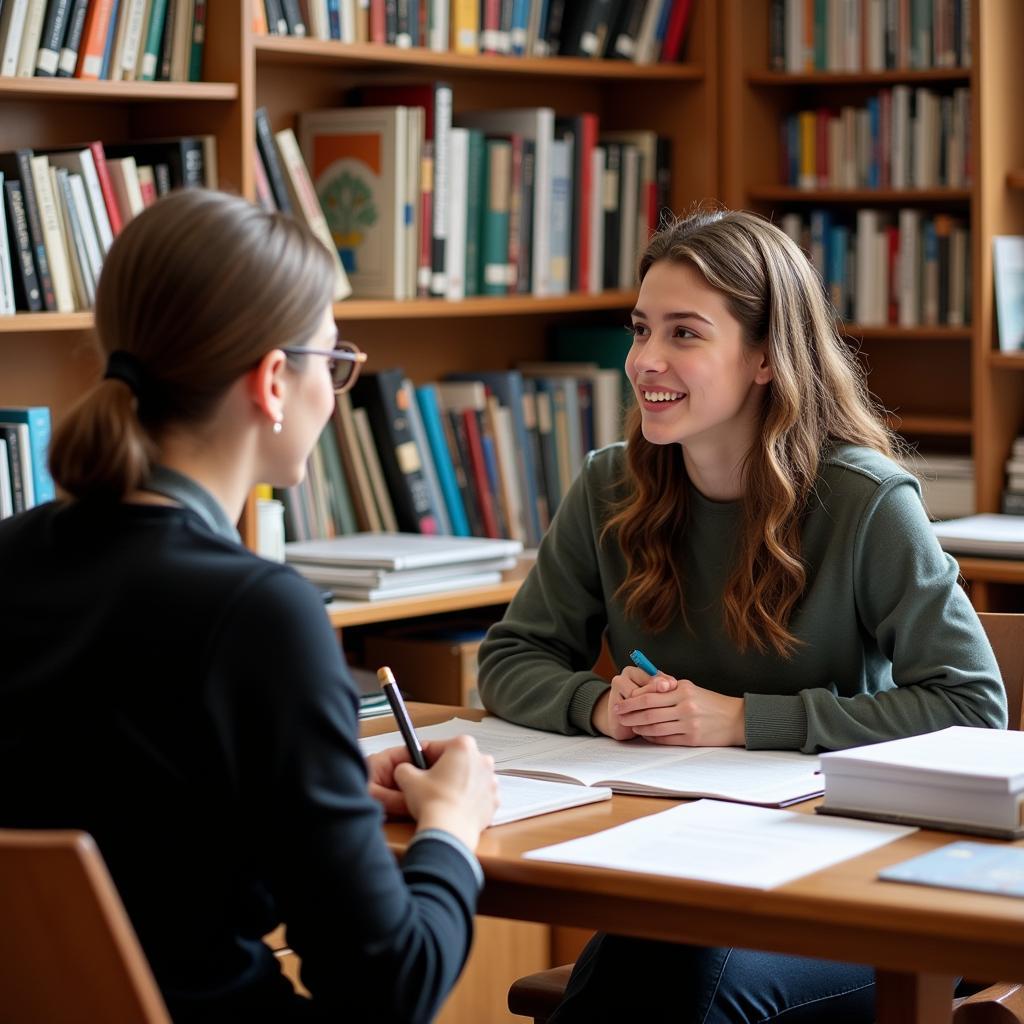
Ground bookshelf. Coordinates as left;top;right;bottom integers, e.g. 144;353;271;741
719;0;1024;611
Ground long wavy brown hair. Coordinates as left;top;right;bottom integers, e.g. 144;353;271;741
602;209;897;658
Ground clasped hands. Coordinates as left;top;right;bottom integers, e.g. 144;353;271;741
592;665;746;747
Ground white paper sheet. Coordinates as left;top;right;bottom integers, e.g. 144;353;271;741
524;799;916;889
493;776;612;825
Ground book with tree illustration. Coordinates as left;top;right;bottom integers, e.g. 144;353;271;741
298;106;410;299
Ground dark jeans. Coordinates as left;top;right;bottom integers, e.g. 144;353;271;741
548;933;876;1024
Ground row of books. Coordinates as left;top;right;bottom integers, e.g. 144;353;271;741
0;406;54;520
255;0;695;64
769;0;971;73
779;209;970;328
280;356;627;549
0;137;217;315
781;87;972;192
257;91;669;300
0;0;205;81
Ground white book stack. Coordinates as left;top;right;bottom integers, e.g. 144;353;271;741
899;451;974;521
285;532;523;601
818;726;1024;839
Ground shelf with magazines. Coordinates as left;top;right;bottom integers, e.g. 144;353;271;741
254;34;706;81
720;0;1024;611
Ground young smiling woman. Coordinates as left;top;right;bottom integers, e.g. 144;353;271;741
477;208;1006;1022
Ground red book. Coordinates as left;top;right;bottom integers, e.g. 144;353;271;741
418;142;434;297
75;0;115;79
87;141;123;236
887;224;899;325
370;0;387;43
659;0;693;63
461;409;500;538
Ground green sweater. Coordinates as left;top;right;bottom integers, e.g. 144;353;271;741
478;443;1007;753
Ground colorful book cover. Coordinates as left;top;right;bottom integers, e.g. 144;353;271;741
0;407;55;504
299;106;407;299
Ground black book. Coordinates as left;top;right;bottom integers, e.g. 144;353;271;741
159;0;177;80
3;181;43;312
350;369;442;535
516;138;535;293
601;141;622;289
606;0;644;58
254;107;293;213
0;151;56;312
35;0;72;76
57;0;90;76
542;0;569;54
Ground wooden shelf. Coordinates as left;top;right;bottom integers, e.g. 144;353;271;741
0;312;93;333
886;413;973;436
0;78;238;101
326;560;531;629
747;68;971;86
842;324;973;341
748;186;971;204
989;352;1024;369
956;557;1024;585
254;36;704;80
334;289;637;320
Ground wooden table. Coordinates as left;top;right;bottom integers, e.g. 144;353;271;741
364;705;1024;1024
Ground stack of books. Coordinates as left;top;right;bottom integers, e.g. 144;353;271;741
285;532;522;601
1002;435;1024;514
817;726;1024;839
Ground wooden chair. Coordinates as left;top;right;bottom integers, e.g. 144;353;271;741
508;612;1024;1024
0;829;171;1023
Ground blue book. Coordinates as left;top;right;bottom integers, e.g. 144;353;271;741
549;137;572;295
327;0;341;37
415;385;471;537
867;97;880;188
0;407;54;504
827;223;848;318
99;0;121;80
480;432;508;538
509;0;529;54
879;842;1024;898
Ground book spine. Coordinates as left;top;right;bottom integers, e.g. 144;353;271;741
3;181;43;311
430;83;452;297
99;0;122;80
35;0;72;75
14;150;57;311
140;0;170;80
57;0;89;74
460;408;500;538
0;407;54;503
416;385;471;537
188;0;205;80
0;426;26;514
254;106;293;213
87;141;123;237
445;409;485;536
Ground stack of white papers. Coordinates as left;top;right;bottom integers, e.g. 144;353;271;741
931;514;1024;557
361;716;824;807
286;532;522;600
525;800;915;889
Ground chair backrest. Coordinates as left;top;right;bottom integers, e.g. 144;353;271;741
0;829;171;1023
977;612;1024;731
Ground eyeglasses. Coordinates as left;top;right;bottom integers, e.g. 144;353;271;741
280;341;368;394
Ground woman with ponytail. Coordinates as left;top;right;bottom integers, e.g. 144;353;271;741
0;189;497;1024
478;208;1006;1022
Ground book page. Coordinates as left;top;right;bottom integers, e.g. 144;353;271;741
525;800;915;889
493;776;612;825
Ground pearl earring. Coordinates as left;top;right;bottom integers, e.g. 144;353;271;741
273;419;283;435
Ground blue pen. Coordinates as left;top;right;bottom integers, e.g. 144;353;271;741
628;648;660;676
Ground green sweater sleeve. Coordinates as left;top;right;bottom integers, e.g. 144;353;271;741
478;455;611;735
745;477;1008;752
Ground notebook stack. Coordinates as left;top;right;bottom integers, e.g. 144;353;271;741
285;532;523;601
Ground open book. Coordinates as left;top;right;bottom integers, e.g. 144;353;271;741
361;716;823;808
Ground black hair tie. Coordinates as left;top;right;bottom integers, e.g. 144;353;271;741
104;350;146;399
